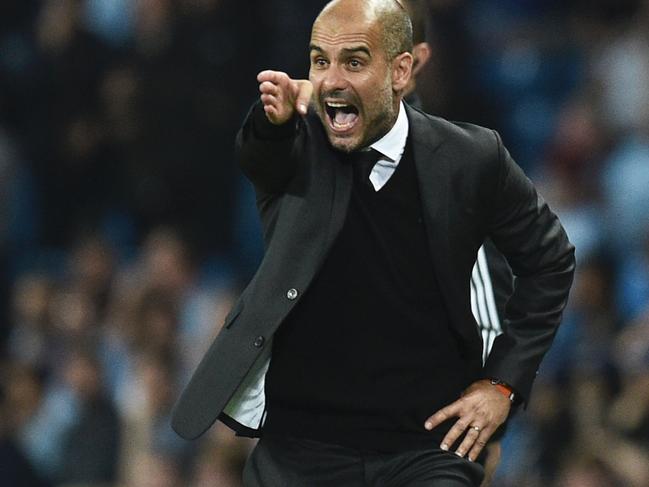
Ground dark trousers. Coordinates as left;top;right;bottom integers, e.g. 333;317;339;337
243;435;485;487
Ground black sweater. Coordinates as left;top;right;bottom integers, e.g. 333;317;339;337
264;141;476;452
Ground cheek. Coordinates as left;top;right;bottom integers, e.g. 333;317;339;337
359;73;390;104
308;68;325;84
308;72;319;90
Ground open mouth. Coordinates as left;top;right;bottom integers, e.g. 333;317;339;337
324;101;360;133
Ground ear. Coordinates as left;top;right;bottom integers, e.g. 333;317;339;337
412;42;432;77
391;51;414;92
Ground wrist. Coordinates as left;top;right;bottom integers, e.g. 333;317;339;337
489;378;516;403
253;102;298;139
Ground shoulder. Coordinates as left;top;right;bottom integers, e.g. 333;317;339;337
405;105;503;187
405;104;510;210
405;103;499;156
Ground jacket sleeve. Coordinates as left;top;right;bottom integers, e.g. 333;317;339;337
482;130;576;405
235;102;305;196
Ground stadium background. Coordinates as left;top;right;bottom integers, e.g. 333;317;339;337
1;0;648;485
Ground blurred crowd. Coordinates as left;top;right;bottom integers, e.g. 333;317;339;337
1;0;649;486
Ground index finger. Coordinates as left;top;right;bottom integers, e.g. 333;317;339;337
424;401;461;431
257;70;289;86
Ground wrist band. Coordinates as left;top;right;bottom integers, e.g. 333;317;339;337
490;379;515;402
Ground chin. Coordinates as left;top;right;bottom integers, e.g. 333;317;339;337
326;132;363;153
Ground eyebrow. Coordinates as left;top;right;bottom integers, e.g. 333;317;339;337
309;44;371;57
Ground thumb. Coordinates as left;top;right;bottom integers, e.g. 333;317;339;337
294;80;313;116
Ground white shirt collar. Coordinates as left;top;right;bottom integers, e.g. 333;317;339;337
363;101;409;191
370;100;409;163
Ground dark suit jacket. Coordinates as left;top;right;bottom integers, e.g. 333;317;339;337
171;102;575;440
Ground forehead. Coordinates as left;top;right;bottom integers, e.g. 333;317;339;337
310;9;383;52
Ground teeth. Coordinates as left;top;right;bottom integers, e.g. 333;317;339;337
333;119;355;129
333;121;354;129
327;102;348;108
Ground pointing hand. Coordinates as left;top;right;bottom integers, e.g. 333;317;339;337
257;70;314;125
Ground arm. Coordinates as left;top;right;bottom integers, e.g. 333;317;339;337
482;130;575;399
425;131;575;461
236;71;313;195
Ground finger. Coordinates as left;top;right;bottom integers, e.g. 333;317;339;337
424;401;461;431
263;104;279;120
454;424;483;458
257;70;289;85
259;81;279;96
468;428;494;462
294;80;313;115
260;93;278;106
439;417;473;452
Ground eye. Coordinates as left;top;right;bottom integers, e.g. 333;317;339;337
312;57;328;68
349;59;362;68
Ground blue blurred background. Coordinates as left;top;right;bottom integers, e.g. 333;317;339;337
1;0;649;486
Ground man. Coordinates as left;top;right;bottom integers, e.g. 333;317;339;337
172;1;575;485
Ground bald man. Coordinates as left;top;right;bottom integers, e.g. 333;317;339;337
172;1;575;485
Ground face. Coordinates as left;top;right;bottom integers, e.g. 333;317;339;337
309;10;405;152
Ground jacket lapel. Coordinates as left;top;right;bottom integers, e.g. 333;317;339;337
407;105;447;240
406;105;482;349
322;145;353;253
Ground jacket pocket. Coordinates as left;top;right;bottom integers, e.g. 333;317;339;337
223;299;244;329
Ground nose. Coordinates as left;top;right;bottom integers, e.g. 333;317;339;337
320;64;349;94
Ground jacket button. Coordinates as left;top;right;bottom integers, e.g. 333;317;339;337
253;336;265;348
286;288;299;300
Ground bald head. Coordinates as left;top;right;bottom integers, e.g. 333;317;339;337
315;0;413;61
308;0;414;151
